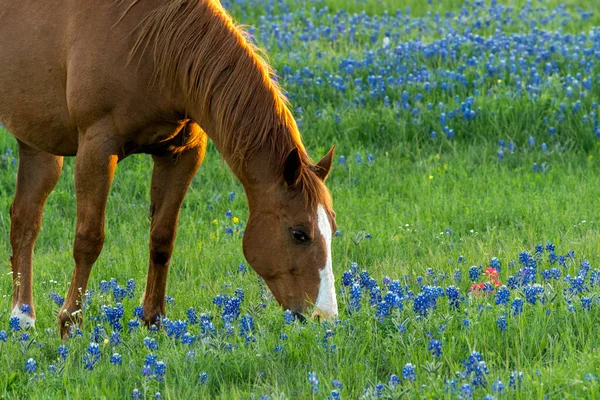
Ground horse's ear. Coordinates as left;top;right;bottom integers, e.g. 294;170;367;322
283;147;302;187
313;145;335;181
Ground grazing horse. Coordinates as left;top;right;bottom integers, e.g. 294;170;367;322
0;0;337;338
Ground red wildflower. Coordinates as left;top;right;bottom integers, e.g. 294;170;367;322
483;267;498;278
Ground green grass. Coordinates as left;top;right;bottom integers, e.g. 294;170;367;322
2;0;600;398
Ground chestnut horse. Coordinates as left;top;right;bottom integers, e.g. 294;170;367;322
0;0;337;338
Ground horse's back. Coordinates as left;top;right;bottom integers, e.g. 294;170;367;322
0;1;173;156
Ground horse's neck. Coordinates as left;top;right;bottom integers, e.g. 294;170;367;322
200;117;287;194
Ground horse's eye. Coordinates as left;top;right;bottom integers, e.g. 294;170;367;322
291;229;309;244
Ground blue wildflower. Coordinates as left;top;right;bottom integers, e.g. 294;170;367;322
459;384;473;399
509;371;523;388
511;298;524;315
496;315;507;332
428;339;442;358
461;351;489;387
110;353;122;365
492;379;505;393
469;266;480;282
25;358;37;374
9;317;20;332
403;363;416;381
308;371;319;393
187;307;198;325
58;344;69;359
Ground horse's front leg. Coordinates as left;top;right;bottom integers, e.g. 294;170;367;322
10;141;63;329
141;134;206;327
58;124;120;339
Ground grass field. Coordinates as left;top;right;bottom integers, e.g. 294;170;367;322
2;0;600;398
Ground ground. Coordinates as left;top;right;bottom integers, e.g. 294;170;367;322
1;0;600;398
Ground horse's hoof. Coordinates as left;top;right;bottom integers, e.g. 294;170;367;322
11;304;36;330
57;308;82;340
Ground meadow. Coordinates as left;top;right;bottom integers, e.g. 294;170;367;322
1;0;600;398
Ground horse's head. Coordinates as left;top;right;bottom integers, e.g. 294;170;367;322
243;146;338;320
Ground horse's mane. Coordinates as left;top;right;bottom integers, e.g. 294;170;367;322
128;0;330;208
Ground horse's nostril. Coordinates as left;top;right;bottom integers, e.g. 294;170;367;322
292;311;306;323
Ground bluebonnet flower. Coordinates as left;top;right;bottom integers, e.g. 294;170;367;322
133;306;144;320
308;371;319;393
511;298;524;315
164;319;188;340
126;279;135;298
469;266;480;282
332;379;343;389
355;153;363;163
584;373;598;382
233;288;245;301
582;297;592;311
84;342;101;370
228;192;235;202
200;314;217;336
509;371;523;388
492;379;505;393
58;344;69;359
154;361;167;382
283;310;294;324
328;390;340;400
338;156;346;164
445;379;458;394
19;333;29;342
19;304;31;315
348;282;362;313
237;263;247;274
110;353;122;365
403;363;416;381
388;374;400;386
9;317;20;332
132;389;142;399
199;372;209;384
428;339;442;358
0;330;7;342
143;337;158;350
187;307;198;325
454;269;462;283
523;284;544;305
496;315;508;332
239;315;254;336
461;351;489;387
25;358;37;374
341;271;354;287
567;275;586;295
128;319;140;332
495;286;510;305
222;296;242;323
459;384;473;399
102;303;124;331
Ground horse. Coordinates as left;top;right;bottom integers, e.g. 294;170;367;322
0;0;338;338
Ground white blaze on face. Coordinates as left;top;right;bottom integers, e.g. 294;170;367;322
312;204;338;320
11;304;35;329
